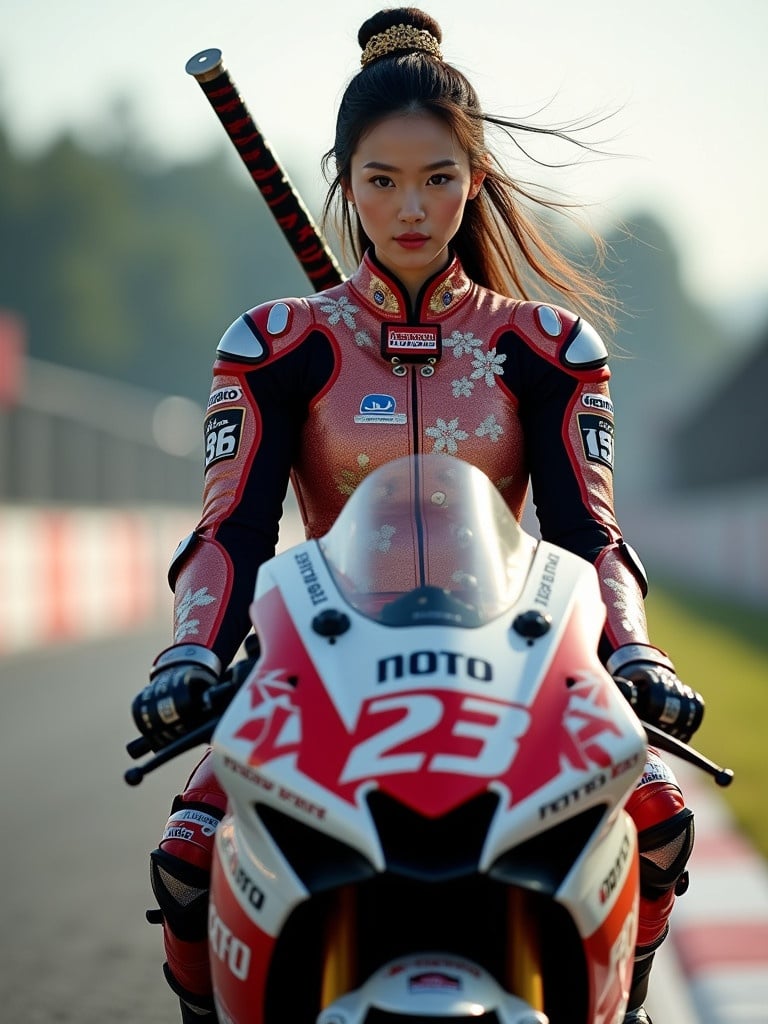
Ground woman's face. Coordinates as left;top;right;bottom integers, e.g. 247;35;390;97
345;112;484;301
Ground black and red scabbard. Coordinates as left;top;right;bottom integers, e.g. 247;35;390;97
186;48;345;292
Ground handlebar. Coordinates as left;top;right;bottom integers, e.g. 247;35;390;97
614;676;731;785
124;675;733;789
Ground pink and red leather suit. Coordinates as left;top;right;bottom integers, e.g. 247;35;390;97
152;251;693;1012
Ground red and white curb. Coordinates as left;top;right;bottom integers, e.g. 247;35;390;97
0;505;194;654
649;761;768;1024
0;505;306;656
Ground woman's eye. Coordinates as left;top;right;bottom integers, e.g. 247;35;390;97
428;173;450;185
371;175;393;188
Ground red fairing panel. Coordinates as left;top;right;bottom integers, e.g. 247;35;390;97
209;849;275;1024
583;855;639;1024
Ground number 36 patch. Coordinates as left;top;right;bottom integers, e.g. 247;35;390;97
578;413;614;470
205;407;244;469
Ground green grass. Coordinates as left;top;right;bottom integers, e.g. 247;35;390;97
644;578;768;857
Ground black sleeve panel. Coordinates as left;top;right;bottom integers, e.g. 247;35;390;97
207;330;335;663
497;330;613;562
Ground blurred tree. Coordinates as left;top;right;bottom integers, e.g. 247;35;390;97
595;213;729;498
0;119;310;402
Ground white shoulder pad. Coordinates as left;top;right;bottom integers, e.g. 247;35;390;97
216;300;304;363
216;313;267;363
562;318;608;370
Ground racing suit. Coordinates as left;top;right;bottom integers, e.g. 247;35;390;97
150;250;693;1017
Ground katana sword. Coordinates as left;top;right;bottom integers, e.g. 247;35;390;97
186;48;345;291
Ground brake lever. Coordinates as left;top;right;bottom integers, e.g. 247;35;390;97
124;718;220;787
642;721;734;787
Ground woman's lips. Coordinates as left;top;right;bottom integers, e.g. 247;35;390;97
394;234;430;250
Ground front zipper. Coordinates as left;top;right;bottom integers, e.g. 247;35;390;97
409;365;420;455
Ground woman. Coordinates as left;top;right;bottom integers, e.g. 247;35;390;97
132;9;703;1024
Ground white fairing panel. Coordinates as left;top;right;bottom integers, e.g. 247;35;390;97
316;954;549;1024
208;455;646;996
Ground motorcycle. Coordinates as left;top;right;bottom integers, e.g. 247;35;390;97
126;453;732;1024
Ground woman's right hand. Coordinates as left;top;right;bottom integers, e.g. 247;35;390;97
132;644;222;752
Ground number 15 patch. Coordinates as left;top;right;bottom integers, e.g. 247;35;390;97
578;414;614;470
205;407;244;469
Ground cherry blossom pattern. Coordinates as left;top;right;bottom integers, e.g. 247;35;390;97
471;348;507;387
318;294;374;348
444;329;483;359
336;453;372;497
174;586;217;642
451;377;474;398
425;417;470;454
475;414;503;443
368;523;396;553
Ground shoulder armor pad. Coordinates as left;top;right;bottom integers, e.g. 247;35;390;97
561;317;608;370
216;298;311;364
510;302;608;378
217;313;268;363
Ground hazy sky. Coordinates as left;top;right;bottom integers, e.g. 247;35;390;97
3;0;767;312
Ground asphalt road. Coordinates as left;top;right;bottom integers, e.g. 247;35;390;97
0;626;200;1023
0;627;696;1024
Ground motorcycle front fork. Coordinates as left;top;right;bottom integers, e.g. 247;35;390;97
318;884;544;1013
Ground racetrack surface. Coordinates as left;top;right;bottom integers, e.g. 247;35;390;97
0;628;193;1023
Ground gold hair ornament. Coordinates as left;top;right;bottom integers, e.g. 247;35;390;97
360;24;443;67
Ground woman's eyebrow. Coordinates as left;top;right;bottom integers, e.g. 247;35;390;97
361;158;460;171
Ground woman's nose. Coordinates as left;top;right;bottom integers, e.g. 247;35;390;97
399;190;426;222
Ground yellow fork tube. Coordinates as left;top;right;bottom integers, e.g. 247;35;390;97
507;886;544;1010
320;886;357;1009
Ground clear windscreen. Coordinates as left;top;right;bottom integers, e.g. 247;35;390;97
319;455;533;627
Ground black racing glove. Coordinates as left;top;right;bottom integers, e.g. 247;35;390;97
606;643;704;743
132;644;222;752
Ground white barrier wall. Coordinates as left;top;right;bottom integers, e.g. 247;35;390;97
0;506;195;655
0;503;307;656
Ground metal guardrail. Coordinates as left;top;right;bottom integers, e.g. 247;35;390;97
0;358;204;504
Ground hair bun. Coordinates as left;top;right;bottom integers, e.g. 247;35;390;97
358;7;443;66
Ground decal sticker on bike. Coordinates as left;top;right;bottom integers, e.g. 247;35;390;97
409;972;462;992
231;587;627;817
581;393;614;416
355;393;407;424
209;900;252;981
339;692;529;784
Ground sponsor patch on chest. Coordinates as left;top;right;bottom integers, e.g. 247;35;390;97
354;393;407;424
381;322;442;363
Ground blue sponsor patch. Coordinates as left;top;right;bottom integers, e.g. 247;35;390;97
360;394;396;415
355;394;406;425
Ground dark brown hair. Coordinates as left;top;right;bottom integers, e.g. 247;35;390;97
322;7;616;332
